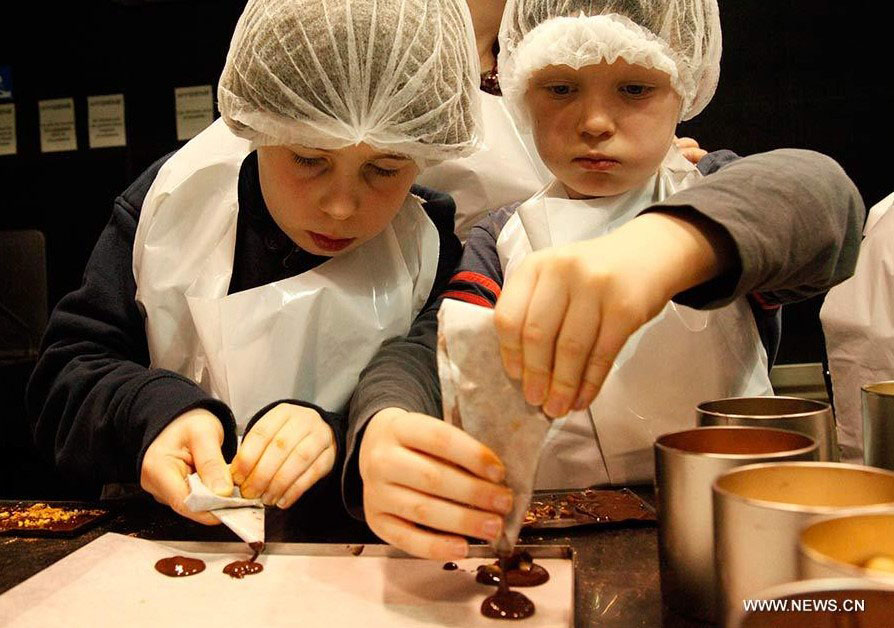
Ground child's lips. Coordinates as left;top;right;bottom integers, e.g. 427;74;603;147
573;156;620;171
308;231;355;252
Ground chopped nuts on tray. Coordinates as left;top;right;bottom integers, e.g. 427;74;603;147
0;503;107;533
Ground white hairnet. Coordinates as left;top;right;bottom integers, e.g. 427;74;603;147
498;0;722;126
218;0;482;166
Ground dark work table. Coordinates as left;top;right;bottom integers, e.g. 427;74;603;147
0;487;705;627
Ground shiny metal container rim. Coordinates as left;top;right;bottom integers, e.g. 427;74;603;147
862;381;894;396
697;395;831;419
655;426;818;461
799;511;894;580
712;461;894;513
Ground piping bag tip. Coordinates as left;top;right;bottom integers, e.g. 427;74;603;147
183;473;265;544
494;533;514;558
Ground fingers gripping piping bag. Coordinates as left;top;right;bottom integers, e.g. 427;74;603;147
437;299;551;555
183;473;264;545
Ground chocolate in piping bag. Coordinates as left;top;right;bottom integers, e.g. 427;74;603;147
437;299;550;555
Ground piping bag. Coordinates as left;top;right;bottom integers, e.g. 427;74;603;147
437;299;551;556
183;473;264;545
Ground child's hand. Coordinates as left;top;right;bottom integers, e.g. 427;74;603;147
230;403;336;508
494;211;732;419
359;407;514;560
140;407;232;525
674;136;708;164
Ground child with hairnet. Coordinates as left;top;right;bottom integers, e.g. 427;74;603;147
348;0;863;559
26;0;482;526
418;0;707;242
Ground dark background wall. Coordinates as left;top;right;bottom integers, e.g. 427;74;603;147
0;1;890;492
2;1;889;360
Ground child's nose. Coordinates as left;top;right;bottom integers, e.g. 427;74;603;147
577;103;615;139
319;186;359;221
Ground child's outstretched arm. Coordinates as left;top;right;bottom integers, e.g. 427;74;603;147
501;148;863;416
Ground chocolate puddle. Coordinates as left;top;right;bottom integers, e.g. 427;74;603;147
223;541;265;579
480;556;535;620
155;556;205;577
476;550;549;587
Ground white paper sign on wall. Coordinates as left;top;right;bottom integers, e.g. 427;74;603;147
175;85;213;141
39;97;77;153
88;94;126;149
0;103;15;156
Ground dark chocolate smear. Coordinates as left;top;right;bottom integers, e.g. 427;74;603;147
155;556;206;577
476;551;550;587
480;556;536;620
223;542;265;579
481;589;536;620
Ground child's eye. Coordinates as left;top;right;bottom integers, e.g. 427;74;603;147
292;154;324;168
619;84;655;98
367;164;400;178
545;84;575;97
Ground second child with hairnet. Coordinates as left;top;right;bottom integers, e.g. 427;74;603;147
26;0;482;526
350;0;863;559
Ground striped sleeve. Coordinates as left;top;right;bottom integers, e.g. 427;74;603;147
436;206;516;309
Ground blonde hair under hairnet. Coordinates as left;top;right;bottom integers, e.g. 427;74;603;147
499;0;722;126
218;0;482;166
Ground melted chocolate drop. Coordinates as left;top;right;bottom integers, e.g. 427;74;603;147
155;556;206;577
223;560;264;579
480;556;536;620
476;551;550;587
481;590;536;620
442;562;459;571
223;541;265;579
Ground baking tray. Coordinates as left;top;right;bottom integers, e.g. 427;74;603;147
0;534;575;627
0;500;114;538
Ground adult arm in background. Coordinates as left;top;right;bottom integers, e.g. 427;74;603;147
345;148;864;558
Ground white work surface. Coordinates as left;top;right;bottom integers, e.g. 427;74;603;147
0;533;573;627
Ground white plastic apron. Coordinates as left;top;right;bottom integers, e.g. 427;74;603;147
416;92;552;242
133;119;438;433
497;147;773;487
820;191;894;462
